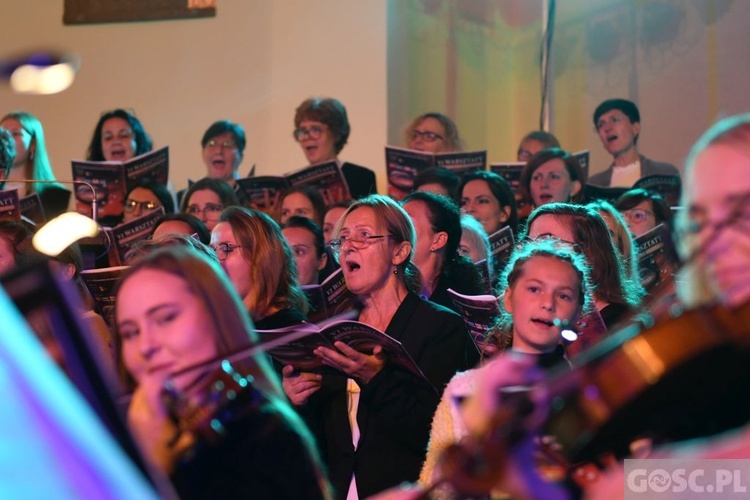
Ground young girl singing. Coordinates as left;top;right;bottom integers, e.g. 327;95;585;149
419;238;593;496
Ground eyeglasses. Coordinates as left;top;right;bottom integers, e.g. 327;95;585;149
293;125;325;141
329;234;392;252
186;203;223;217
206;139;236;149
411;130;444;143
210;242;242;261
124;199;158;212
596;114;626;131
623;208;654;222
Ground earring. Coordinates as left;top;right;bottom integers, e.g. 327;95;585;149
393;267;399;275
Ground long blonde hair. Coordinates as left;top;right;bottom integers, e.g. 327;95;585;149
1;111;61;193
116;246;332;497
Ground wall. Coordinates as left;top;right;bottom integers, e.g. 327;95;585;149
3;1;749;194
0;1;388;193
387;0;750;174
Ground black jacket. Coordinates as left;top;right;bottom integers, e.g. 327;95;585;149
341;162;377;199
301;292;477;499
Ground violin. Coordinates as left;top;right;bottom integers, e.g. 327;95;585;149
545;299;750;463
162;360;263;450
157;324;318;453
422;300;750;498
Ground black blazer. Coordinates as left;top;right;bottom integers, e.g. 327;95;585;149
171;395;329;500
301;292;477;499
341;162;377;199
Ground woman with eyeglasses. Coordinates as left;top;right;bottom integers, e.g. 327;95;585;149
87;109;152;163
293;97;377;199
200;120;246;187
176;120;248;207
1;111;71;219
522;203;643;330
179;177;239;231
122;178;175;224
615;188;673;238
282;194;476;499
210;206;309;330
404;112;463;154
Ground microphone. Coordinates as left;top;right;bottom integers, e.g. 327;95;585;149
4;179;98;223
553;318;578;342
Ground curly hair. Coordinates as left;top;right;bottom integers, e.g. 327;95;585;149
86;109;152;161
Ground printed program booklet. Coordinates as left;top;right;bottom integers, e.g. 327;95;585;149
80;265;130;325
301;268;357;324
104;207;165;266
635;223;680;298
385;146;487;199
488;225;515;278
20;192;45;225
447;288;502;352
71;146;169;220
235;160;351;216
255;320;427;381
0;188;21;220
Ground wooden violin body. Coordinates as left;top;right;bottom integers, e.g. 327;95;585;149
162;360;262;449
545;301;750;462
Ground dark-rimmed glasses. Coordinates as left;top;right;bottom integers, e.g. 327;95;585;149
211;242;242;260
411;130;444;143
294;125;325;141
